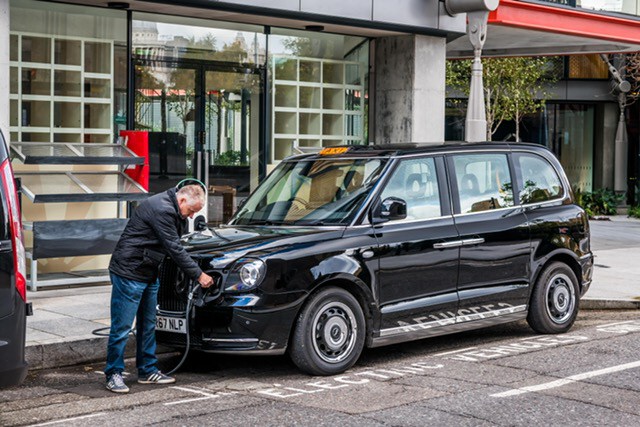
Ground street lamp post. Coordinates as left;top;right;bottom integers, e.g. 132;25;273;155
600;54;631;196
466;11;490;142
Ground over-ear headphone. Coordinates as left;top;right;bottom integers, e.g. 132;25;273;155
175;178;206;192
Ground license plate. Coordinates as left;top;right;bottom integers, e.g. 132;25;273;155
156;315;186;334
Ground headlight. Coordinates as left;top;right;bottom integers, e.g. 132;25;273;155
224;258;266;293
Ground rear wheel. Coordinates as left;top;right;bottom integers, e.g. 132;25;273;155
527;262;579;334
290;287;365;376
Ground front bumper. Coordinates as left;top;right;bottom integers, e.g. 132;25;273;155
156;299;304;355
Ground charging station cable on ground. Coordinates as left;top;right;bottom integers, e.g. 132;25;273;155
91;281;201;375
165;282;200;375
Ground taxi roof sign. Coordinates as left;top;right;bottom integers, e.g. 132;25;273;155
319;147;350;155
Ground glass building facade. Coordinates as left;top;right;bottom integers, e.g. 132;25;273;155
9;0;370;225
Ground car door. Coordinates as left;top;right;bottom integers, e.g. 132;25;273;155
447;151;531;322
373;156;460;338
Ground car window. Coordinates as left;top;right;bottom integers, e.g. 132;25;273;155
516;153;564;204
452;153;514;213
380;157;441;220
231;158;386;225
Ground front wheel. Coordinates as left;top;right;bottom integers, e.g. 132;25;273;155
290;287;365;376
527;262;579;334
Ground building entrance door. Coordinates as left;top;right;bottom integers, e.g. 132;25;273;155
134;59;263;223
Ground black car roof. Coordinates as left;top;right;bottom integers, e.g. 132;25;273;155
285;141;550;161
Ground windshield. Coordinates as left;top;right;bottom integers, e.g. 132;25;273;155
230;157;387;226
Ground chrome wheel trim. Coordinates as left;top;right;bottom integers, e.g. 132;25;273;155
311;301;358;364
545;272;576;324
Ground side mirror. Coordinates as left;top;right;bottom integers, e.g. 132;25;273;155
372;197;407;224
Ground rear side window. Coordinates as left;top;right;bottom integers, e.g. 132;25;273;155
516;153;564;204
451;153;514;214
380;157;441;220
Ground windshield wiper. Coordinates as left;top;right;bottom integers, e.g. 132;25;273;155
293;220;326;226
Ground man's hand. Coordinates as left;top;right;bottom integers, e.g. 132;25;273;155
198;272;214;288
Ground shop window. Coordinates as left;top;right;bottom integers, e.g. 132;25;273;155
269;29;369;164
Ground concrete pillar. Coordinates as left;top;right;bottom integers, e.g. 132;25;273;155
374;35;446;144
0;0;9;142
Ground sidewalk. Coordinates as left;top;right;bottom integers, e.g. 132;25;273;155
24;216;640;370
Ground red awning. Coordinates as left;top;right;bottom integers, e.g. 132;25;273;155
448;0;640;58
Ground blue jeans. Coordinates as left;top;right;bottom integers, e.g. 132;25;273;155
105;273;159;377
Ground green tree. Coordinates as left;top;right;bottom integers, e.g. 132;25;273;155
446;57;556;141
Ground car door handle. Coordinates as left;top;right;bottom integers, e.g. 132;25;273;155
433;240;464;249
461;238;485;246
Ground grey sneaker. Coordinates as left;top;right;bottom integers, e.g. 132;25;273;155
138;371;176;385
106;372;129;393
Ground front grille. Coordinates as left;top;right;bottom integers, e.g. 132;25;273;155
157;257;223;312
158;258;189;312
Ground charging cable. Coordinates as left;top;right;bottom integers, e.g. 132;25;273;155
92;281;202;375
165;281;200;375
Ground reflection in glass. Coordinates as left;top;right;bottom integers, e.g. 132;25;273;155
517;154;564;204
204;70;261;167
132;14;265;64
545;104;594;191
134;62;195;191
453;154;514;213
380;158;441;220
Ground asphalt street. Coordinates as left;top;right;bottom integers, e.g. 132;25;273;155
3;309;640;426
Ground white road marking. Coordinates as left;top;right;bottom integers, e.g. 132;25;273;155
30;413;106;426
596;321;636;328
164;386;219;406
596;320;640;334
435;347;478;356
492;360;640;398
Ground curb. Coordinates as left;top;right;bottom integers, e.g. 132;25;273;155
581;299;640;310
26;336;134;371
25;338;174;371
27;336;110;370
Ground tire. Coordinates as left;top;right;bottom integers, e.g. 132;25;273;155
527;262;580;334
290;287;366;376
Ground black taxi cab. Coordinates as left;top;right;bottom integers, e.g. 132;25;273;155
156;142;593;376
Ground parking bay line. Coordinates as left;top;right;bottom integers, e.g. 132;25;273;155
30;412;106;426
492;360;640;398
165;386;220;406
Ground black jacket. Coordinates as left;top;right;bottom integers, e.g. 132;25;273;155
109;188;203;282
